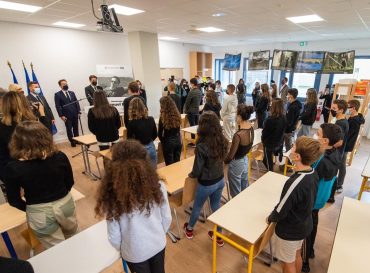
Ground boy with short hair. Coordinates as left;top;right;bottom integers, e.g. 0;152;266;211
221;84;238;141
268;136;322;273
329;99;349;201
302;123;342;272
345;99;365;156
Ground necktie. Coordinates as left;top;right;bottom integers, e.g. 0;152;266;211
66;92;71;102
36;95;43;105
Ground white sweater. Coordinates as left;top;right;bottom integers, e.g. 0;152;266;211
107;181;172;263
221;93;238;119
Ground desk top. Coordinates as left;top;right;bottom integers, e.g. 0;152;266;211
157;156;195;194
253;128;262;147
28;220;119;273
361;155;370;178
181;125;198;135
327;197;370;273
73;127;126;145
208;172;288;244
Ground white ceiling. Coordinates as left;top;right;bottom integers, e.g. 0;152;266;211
1;0;370;46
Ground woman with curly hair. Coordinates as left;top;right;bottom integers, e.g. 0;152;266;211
158;96;182;165
183;112;228;246
95;140;171;273
203;90;221;119
127;97;158;167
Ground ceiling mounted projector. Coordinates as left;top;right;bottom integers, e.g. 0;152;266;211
92;1;123;33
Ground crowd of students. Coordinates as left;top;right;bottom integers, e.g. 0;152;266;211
0;75;366;273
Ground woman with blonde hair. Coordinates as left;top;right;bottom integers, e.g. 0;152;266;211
158;96;182;165
8;84;24;94
297;88;318;137
4;121;78;248
127;97;158;166
271;83;278;99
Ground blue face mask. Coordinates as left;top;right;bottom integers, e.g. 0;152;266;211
345;109;351;115
34;88;41;94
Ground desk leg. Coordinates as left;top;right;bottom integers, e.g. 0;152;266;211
247;245;254;273
81;145;99;181
1;232;17;258
81;144;88;174
358;177;368;200
284;157;288;176
122;259;129;273
183;132;187;159
247;152;252;182
212;225;217;273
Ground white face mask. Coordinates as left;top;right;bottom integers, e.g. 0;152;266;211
34;88;41;94
313;133;318;140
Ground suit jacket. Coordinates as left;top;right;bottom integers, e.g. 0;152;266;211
279;84;289;103
85;85;100;105
54;90;80;119
27;93;55;121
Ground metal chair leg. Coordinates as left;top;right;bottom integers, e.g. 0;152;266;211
174;208;181;239
95;157;102;179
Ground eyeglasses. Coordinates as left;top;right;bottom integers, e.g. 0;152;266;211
348;106;354;109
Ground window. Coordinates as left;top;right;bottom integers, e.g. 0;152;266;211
214;59;237;88
292;73;316;98
243;58;272;94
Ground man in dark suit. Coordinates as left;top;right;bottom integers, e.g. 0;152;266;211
27;81;55;132
122;81;146;127
54;79;81;147
85;75;100;105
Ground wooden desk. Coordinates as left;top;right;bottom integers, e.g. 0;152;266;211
157;156;195;194
327;197;370;273
358;155;370;200
73;127;126;180
28;220;120;273
208;172;288;273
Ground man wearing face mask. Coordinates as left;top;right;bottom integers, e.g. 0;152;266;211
27;81;55;132
54;79;81;147
85;75;100;106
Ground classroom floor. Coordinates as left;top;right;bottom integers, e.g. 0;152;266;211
2;137;370;273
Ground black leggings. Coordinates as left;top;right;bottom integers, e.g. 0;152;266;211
126;248;165;273
263;147;275;172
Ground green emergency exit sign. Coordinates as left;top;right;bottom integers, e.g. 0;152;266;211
299;41;308;46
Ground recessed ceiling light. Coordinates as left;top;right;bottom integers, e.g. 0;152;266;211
109;4;145;16
160;36;179;41
320;33;342;36
0;0;41;13
53;21;85;28
286;14;324;24
197;27;225;33
212;12;226;17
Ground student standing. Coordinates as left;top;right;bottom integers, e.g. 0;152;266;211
279;77;290;104
127;98;158;167
262;99;286;172
136;80;147;103
158;96;182;165
221;84;238;142
183;112;228;246
184;78;202;129
302;124;342;272
268;137;321;273
271;83;278;99
329;99;349;198
345;99;365;157
236;79;247;104
284;88;302;152
224;105;254;197
255;83;270;128
95;140;171;273
252;82;261;107
215;80;224;105
179;79;190;113
167;82;181;113
85;75;100;106
297;88;318;137
319;85;333;123
123;82;146;127
203;90;222;119
88;91;121;151
4;121;78;249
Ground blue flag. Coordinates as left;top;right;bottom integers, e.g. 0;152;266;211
31;62;58;135
7;61;18;84
22;61;31;94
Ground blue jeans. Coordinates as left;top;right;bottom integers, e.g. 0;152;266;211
189;178;224;231
144;141;157;168
228;157;248;198
297;125;312;137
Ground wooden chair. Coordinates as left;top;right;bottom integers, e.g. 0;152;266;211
248;143;265;181
91;151;102;179
283;149;295;176
167;177;197;242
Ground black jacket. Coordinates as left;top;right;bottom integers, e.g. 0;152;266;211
189;142;224;186
0;257;34;273
203;102;221;119
87;108;121;143
54;90;81;119
345;114;365;152
299;102;317;126
169;94;181;113
268;169;319;240
286;100;302;133
255;96;269;114
184;88;202;114
27;93;54;131
262;116;287;150
316;148;341;180
85;85;100;105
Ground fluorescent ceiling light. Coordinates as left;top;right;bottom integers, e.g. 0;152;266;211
160;36;179;41
197;27;225;33
109;4;144;16
0;0;42;13
286;14;324;24
320;33;342;37
53;21;85;28
212;12;226;17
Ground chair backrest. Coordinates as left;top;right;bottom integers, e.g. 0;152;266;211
182;177;197;205
253;223;276;258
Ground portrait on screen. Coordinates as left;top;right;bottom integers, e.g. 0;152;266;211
96;64;134;97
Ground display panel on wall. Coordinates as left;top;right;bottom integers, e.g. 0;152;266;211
248;51;270;70
223;53;242;71
271;50;298;71
96;64;134;97
322;50;355;74
295;51;325;73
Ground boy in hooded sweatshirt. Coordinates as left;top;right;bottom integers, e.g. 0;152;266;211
301;123;342;272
